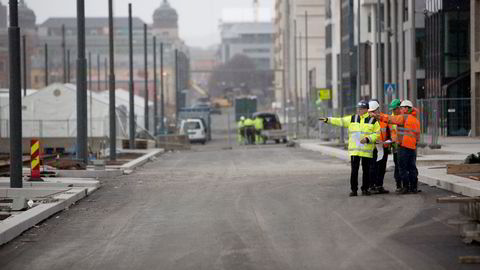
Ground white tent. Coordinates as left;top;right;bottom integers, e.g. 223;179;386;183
0;83;127;138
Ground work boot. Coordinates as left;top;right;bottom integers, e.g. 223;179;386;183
349;191;358;197
361;190;371;196
395;187;403;194
377;187;390;194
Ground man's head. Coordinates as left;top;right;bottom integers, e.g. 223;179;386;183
400;100;413;114
368;100;380;117
357;100;369;115
389;99;402;115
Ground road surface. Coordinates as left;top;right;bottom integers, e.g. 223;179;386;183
0;142;479;269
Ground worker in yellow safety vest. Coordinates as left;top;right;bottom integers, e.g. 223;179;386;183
243;118;255;145
254;116;264;144
319;100;380;197
237;116;245;144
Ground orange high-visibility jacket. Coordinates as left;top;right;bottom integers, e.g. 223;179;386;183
379;121;390;148
379;112;420;150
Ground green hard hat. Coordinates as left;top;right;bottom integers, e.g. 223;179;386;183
389;99;401;110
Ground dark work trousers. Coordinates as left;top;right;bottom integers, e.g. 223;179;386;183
375;149;389;188
351;156;371;192
398;147;417;191
393;152;401;188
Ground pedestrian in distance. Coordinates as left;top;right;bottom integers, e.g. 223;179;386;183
370;100;421;194
367;100;390;195
319;100;380;197
243;117;256;145
254;116;265;144
237;116;246;145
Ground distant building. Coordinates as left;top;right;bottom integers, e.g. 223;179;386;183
219;21;274;70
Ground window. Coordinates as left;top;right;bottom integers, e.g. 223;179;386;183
416;29;426;69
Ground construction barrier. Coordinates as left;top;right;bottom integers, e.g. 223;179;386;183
29;139;43;181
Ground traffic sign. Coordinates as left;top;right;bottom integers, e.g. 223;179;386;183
317;88;332;101
384;83;396;96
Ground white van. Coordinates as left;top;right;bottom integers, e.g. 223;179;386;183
180;118;207;144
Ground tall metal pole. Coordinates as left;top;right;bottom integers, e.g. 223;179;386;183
409;0;416;103
128;3;135;149
153;36;158;136
339;2;345;144
282;30;287;127
44;43;48;86
104;57;108;90
88;51;92;138
97;54;100;91
108;0;116;160
22;34;26;96
8;0;23;188
143;23;149;132
293;20;299;137
175;49;179;125
356;0;361;103
160;42;165;134
376;0;384;105
298;31;303;128
67;49;71;83
76;0;88;164
62;24;66;83
304;11;310;138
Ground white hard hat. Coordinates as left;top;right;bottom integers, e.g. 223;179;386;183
368;100;380;112
400;100;413;108
240;116;245;120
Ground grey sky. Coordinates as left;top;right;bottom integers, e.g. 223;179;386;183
24;0;274;48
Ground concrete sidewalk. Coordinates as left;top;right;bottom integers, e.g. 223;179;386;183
298;139;480;197
0;178;100;245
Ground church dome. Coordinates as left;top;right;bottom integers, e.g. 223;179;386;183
153;0;178;29
18;0;36;29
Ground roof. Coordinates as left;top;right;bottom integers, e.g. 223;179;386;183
221;22;274;38
40;17;146;29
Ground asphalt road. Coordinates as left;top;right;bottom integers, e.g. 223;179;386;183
0;142;479;270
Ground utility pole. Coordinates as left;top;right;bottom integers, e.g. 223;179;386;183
376;0;384;105
143;24;149;132
128;3;135;149
153;36;158;136
22;35;26;96
62;24;66;83
88;51;92;138
44;43;48;86
305;11;310;138
293;20;299;137
76;0;88;164
108;0;116;160
97;54;100;91
160;42;165;134
409;0;416;104
356;0;361;103
67;49;71;83
175;49;179;125
9;0;23;188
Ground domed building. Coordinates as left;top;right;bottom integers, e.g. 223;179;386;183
153;0;179;39
18;0;36;30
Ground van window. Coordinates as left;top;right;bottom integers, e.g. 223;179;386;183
185;122;201;130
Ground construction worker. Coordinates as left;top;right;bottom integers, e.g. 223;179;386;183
237;116;245;145
371;100;421;194
367;100;390;194
388;99;403;192
320;100;380;197
254;115;265;144
244;117;256;145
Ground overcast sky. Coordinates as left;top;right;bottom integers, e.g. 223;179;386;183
24;0;274;48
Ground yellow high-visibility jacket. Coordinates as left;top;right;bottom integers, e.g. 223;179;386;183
328;112;380;158
254;117;264;130
237;120;244;133
244;118;255;127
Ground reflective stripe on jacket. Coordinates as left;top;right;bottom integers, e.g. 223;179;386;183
328;113;380;158
379;121;390;148
379;113;420;150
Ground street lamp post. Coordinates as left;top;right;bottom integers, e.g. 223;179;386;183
76;0;88;164
8;0;23;188
143;23;149;132
108;0;116;160
305;11;310;138
62;24;66;83
128;3;135;149
160;43;165;134
153;36;158;136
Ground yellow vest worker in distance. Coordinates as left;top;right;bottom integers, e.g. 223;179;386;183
319;100;380;197
254;116;264;144
243;118;255;145
237;116;245;144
